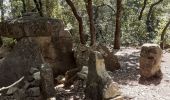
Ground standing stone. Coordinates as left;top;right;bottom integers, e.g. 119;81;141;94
85;51;122;100
139;43;163;78
40;63;55;98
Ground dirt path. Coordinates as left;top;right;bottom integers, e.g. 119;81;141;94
113;47;170;100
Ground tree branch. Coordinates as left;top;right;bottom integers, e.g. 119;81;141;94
138;0;147;20
0;76;24;92
33;0;43;17
160;19;170;49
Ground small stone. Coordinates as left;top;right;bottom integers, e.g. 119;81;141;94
29;67;39;75
55;75;65;84
47;97;56;100
33;72;41;80
6;87;18;95
26;87;40;97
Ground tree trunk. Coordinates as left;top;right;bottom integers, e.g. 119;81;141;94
0;0;4;21
33;0;43;16
160;20;170;49
138;0;147;20
65;0;86;44
86;0;96;46
114;0;122;49
146;0;163;33
21;0;26;13
0;0;4;47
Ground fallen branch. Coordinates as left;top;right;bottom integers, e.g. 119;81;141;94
0;76;24;92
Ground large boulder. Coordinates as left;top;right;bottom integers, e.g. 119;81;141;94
139;43;163;78
0;38;43;87
85;51;122;100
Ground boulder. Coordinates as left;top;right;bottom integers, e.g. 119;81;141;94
0;38;43;87
139;43;163;78
85;51;122;100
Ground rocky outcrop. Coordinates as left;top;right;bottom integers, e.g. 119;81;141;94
85;51;122;100
139;43;163;78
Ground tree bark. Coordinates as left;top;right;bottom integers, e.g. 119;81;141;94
138;0;147;20
0;0;4;21
65;0;86;44
146;0;163;32
160;20;170;49
0;0;4;47
114;0;122;49
86;0;96;46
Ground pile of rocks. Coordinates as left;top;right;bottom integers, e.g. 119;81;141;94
0;62;56;100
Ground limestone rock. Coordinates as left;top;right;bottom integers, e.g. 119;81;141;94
6;87;18;95
139;43;163;78
40;63;56;98
85;51;122;100
0;38;43;87
33;72;41;80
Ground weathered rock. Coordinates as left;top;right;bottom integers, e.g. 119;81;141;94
26;87;40;97
0;17;63;38
6;87;18;95
85;51;122;100
40;63;56;98
74;44;89;68
33;72;41;80
97;44;120;71
139;43;163;78
51;30;76;77
0;38;43;87
55;75;65;84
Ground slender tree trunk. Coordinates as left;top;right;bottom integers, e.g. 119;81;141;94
33;0;43;16
160;20;170;49
138;0;147;20
86;0;96;46
65;0;86;44
114;0;122;49
21;0;26;13
146;0;163;32
0;0;4;21
0;0;4;47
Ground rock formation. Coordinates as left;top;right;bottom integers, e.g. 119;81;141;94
139;43;163;78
